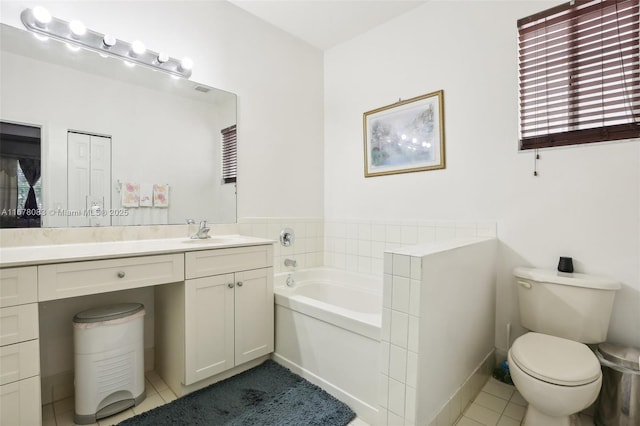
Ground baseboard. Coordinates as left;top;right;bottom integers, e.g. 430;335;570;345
272;353;379;425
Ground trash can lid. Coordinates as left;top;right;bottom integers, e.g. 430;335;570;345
598;342;640;371
73;303;144;323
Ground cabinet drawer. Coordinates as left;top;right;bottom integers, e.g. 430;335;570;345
0;375;41;426
0;267;37;308
186;245;273;279
0;304;38;346
38;254;184;301
0;340;39;385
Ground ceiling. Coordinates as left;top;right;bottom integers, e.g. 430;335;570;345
227;0;429;50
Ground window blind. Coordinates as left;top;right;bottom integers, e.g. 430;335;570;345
221;125;237;184
518;0;640;150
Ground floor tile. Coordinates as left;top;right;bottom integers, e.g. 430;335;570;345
53;396;74;415
496;416;520;426
482;379;515;400
456;416;485;426
145;370;168;391
158;386;178;403
465;403;501;426
509;390;527;407
348;417;370;426
132;393;165;415
474;391;508;414
503;402;526;422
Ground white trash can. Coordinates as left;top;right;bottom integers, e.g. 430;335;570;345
73;303;146;424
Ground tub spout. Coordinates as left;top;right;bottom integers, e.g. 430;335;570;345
284;258;297;268
286;274;294;287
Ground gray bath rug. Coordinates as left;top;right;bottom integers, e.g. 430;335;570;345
117;360;356;426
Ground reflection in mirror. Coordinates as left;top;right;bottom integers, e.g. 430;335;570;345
0;24;237;228
0;122;42;228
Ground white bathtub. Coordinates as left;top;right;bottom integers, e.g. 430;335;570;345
273;267;382;424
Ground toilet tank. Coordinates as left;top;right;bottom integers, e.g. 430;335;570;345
514;267;621;344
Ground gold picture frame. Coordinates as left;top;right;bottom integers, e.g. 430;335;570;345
363;90;445;177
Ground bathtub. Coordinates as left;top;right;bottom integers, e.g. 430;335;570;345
273;267;382;424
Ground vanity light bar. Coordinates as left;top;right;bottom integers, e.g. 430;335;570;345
20;8;193;79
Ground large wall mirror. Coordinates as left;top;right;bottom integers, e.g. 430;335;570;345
0;24;237;228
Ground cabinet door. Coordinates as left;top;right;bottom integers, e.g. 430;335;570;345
0;376;41;426
234;268;274;365
184;274;234;385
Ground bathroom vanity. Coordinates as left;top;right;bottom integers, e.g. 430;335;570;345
0;236;274;425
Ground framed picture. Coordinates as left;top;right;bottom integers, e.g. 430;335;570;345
363;90;445;177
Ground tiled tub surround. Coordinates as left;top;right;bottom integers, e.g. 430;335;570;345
324;220;497;276
380;237;497;426
238;218;324;273
237;217;496;276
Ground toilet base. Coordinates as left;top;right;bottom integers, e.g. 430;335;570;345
523;405;581;426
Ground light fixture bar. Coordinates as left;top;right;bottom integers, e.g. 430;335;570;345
20;8;192;79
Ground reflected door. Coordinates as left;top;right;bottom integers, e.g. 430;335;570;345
67;132;111;227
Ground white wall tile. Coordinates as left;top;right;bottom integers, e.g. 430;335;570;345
372;223;386;241
401;225;418;245
384;252;393;273
409;280;421;317
393;254;411;278
392;275;411;313
406;351;418;388
408;315;420;352
386;224;402;243
383;274;393;308
410;257;421;280
380;341;390;375
405;385;417;424
379;374;390;408
390;311;409;348
388;378;406;416
389;344;408;383
372;241;386;259
382;308;392;342
358;222;372;240
358;240;372;257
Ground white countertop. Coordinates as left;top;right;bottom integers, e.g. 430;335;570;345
0;235;274;268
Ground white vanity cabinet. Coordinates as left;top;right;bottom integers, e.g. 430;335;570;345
155;244;274;395
0;267;42;426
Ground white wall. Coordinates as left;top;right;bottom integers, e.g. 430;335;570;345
0;0;325;220
324;1;640;351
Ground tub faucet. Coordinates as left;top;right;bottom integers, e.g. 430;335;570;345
284;258;297;268
191;220;211;239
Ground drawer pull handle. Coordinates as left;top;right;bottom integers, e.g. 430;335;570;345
117;271;126;278
237;281;243;287
228;283;235;288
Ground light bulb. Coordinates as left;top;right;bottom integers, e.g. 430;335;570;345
131;40;146;55
157;52;169;63
180;57;193;71
32;6;51;26
102;34;116;48
69;20;86;37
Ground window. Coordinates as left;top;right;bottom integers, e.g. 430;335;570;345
221;125;237;184
518;0;640;150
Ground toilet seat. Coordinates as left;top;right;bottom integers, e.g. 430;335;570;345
510;332;601;386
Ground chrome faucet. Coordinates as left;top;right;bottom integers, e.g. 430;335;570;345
284;258;297;268
191;220;211;239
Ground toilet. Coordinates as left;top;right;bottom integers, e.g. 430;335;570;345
508;267;620;426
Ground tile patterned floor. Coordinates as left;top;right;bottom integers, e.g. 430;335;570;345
43;370;368;426
455;377;596;426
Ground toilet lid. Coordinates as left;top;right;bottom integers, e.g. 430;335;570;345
510;333;601;386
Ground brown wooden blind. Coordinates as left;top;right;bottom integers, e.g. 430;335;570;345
518;0;640;150
221;124;236;184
